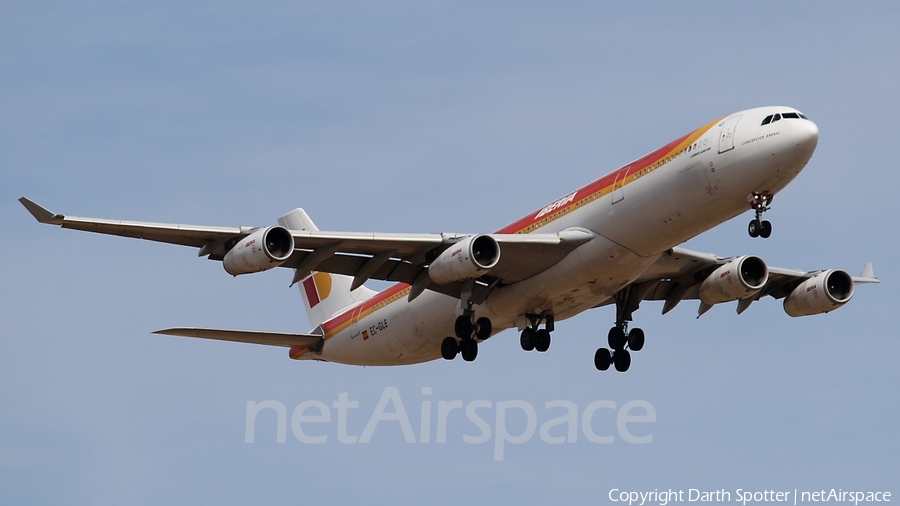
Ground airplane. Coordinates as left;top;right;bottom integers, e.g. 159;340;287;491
20;106;880;372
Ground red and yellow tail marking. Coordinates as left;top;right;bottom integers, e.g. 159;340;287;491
302;272;333;308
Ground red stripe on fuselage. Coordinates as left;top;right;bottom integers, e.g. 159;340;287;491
298;119;721;357
496;131;695;235
321;283;410;335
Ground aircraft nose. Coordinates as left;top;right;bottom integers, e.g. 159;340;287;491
794;119;819;151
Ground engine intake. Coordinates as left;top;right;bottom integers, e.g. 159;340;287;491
698;255;768;305
783;269;854;317
428;234;500;285
223;226;295;276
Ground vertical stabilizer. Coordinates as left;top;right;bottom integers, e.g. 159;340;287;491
278;209;377;329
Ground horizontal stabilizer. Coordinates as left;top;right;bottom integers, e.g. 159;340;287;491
154;327;323;348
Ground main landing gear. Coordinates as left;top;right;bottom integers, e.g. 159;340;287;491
594;283;653;372
441;310;492;362
594;323;644;372
442;281;493;363
520;314;553;353
747;192;773;239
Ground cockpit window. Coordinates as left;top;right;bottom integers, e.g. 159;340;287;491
762;111;809;126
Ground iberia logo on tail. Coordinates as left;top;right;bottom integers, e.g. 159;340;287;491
302;272;332;308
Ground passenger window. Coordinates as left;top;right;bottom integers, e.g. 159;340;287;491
761;115;773;125
782;112;799;119
771;113;781;123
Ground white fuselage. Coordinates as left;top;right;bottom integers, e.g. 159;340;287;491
296;106;819;366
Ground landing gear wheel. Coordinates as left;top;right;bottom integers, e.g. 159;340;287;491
748;219;761;238
594;348;611;371
460;339;478;362
535;329;551;352
748;192;774;239
608;327;627;351
520;327;537;351
454;315;472;339
613;349;631;372
474;317;492;340
440;337;458;360
627;328;644;351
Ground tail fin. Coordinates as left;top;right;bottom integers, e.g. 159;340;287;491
278;208;377;329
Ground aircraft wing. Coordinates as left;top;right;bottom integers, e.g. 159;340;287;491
19;197;243;247
20;198;593;300
154;327;323;348
597;246;880;316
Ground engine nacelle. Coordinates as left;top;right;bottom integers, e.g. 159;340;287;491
428;234;500;285
698;255;769;305
783;269;854;317
223;226;294;276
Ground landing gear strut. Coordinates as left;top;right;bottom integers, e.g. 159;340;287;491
520;314;553;353
747;192;773;239
594;284;651;372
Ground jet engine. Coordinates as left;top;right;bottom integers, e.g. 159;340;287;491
428;234;500;285
223;226;295;276
783;269;854;317
698;255;768;305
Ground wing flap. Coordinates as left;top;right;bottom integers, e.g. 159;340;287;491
486;229;594;283
290;230;445;259
154;327;323;348
635;247;719;283
487;241;575;283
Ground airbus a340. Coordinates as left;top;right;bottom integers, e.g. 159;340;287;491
21;106;879;372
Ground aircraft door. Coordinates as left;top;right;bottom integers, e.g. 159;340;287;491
612;165;631;204
718;115;741;153
349;305;363;339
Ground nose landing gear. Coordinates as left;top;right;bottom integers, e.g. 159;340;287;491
748;192;773;238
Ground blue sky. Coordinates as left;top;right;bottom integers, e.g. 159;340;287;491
2;2;898;504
